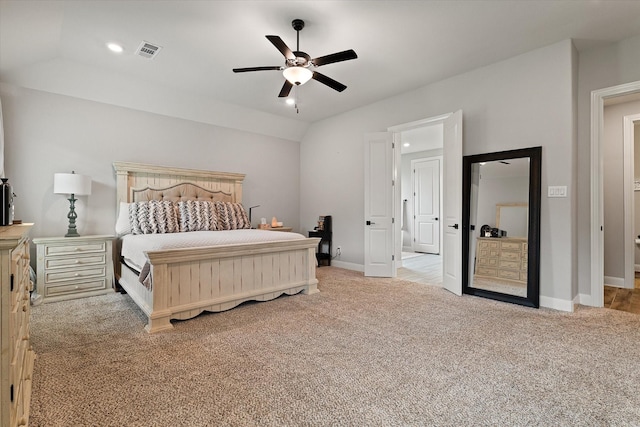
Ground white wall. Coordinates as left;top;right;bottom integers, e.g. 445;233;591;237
300;39;577;304
576;34;640;297
476;175;529;237
603;100;640;279
1;84;301;243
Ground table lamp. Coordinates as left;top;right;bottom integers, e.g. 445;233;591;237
54;171;92;237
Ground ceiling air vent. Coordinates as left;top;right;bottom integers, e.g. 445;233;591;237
135;41;162;59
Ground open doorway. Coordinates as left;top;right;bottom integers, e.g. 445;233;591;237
395;121;444;286
591;81;640;309
602;103;640;313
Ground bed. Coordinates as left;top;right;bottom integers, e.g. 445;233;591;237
113;161;320;333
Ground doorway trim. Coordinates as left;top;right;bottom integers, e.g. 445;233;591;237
624;113;640;287
590;81;640;307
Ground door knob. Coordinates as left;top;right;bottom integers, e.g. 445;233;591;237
434;217;439;221
448;224;459;229
366;220;376;225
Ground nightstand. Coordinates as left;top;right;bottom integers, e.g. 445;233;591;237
33;235;114;303
263;226;293;232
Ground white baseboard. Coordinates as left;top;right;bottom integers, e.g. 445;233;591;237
604;275;625;287
539;295;574;312
578;293;593;307
635;264;640;272
329;260;364;272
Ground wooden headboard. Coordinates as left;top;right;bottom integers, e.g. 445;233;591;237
113;162;245;206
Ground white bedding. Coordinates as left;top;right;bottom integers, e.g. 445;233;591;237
121;229;306;272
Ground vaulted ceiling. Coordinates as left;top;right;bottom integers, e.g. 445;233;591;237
2;1;640;141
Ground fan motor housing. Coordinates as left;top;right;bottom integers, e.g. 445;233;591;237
292;19;305;31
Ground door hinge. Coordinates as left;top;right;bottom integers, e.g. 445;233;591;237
392;179;395;186
392;218;395;223
392;142;395;149
10;274;14;292
10;384;14;402
392;255;395;261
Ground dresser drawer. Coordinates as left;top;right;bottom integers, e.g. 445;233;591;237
44;265;106;283
43;240;106;256
478;248;499;258
477;257;498;267
498;269;520;280
499;260;520;270
478;240;499;250
500;241;522;251
45;278;109;298
500;250;521;261
476;266;497;277
45;254;106;269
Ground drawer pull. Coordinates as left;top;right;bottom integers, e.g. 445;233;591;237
74;273;80;277
75;247;80;251
75;286;79;290
75;260;80;264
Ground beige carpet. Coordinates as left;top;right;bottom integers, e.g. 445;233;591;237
29;267;640;426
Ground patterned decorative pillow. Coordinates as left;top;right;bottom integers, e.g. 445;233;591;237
177;200;218;232
215;202;250;230
129;200;179;234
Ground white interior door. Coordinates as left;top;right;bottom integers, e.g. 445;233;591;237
364;132;395;277
442;110;463;296
413;158;441;254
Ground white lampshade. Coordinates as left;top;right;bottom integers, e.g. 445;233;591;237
283;66;313;85
54;172;92;196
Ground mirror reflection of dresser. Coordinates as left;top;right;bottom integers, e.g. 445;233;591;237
474;237;527;297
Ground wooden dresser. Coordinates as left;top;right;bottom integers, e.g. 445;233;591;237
474;237;528;283
33;235;114;303
0;224;35;427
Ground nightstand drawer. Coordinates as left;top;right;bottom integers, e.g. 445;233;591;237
44;278;109;298
44;265;106;283
45;254;106;269
43;241;106;256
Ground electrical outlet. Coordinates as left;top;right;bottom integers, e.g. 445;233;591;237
336;246;342;257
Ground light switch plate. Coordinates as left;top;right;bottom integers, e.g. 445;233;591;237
548;185;567;198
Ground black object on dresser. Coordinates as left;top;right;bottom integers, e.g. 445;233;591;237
309;215;332;266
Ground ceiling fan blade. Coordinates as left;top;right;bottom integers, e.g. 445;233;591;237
278;80;293;98
311;49;358;67
266;35;295;60
233;66;281;73
312;71;347;92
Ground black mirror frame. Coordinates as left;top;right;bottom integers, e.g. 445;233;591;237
462;146;541;308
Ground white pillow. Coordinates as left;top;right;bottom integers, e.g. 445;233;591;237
115;202;131;236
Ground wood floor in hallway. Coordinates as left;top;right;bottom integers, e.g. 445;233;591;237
603;274;640;315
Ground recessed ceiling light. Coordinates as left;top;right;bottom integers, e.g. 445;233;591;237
106;43;124;53
285;98;295;106
403;143;410;147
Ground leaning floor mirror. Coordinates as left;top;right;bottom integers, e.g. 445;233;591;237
462;147;541;308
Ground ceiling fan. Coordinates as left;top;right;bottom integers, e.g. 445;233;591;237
232;19;358;98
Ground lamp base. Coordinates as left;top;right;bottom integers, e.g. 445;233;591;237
65;229;80;238
64;194;81;238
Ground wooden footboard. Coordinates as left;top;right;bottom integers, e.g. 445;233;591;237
118;238;320;333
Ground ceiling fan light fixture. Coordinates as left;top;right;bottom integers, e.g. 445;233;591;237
283;66;312;85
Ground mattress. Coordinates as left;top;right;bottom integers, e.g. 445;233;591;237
121;229;306;272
